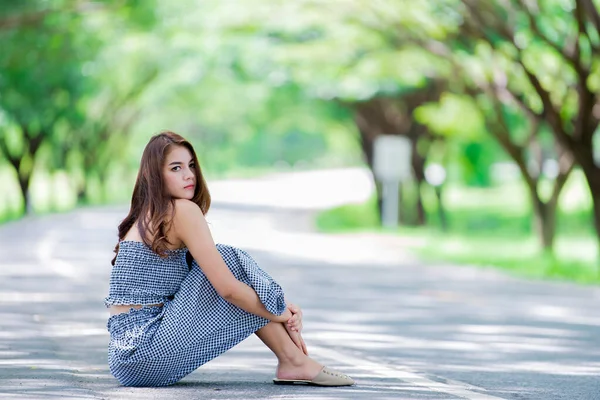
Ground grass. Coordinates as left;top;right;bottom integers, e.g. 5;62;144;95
419;233;598;284
315;175;599;285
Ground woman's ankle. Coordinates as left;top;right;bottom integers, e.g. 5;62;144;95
278;350;306;367
276;356;323;380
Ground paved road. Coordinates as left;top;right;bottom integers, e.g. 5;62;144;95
1;170;599;400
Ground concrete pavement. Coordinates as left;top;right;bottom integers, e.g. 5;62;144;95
0;169;599;399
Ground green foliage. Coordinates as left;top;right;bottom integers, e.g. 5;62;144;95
315;196;380;232
458;139;503;187
415;93;485;140
315;171;597;283
1;0;599;273
417;234;599;284
317;180;593;237
0;10;97;127
0;0;165;210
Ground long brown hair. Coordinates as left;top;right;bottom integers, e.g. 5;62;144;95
111;131;211;265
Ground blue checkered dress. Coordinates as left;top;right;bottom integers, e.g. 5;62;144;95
104;241;287;387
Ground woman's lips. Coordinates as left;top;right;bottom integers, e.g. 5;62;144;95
184;184;195;190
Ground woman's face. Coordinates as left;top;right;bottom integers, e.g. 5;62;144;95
163;145;196;199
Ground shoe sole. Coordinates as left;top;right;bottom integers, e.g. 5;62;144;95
273;379;354;387
273;379;318;386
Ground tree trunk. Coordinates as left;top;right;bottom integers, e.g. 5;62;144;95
346;87;444;227
531;198;557;252
374;181;383;220
410;137;427;225
435;186;448;231
98;168;109;203
401;178;426;225
571;145;600;269
591;188;600;271
353;123;382;217
0;127;45;216
581;166;600;269
358;127;384;217
76;181;87;205
17;176;32;215
417;184;426;225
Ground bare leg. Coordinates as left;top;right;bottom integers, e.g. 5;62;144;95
255;321;322;380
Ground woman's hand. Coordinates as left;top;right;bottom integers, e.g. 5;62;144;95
275;308;293;323
285;303;308;355
286;303;303;333
285;323;308;355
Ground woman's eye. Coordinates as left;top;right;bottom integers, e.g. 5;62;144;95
171;166;181;171
189;164;195;169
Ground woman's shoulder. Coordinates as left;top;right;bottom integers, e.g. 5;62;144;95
122;222;144;242
171;199;208;244
171;198;205;228
173;198;204;218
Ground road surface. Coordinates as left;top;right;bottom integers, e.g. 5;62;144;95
1;169;599;399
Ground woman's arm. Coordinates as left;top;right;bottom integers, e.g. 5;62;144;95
172;199;291;323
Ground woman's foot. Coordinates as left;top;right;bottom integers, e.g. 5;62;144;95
275;356;322;381
274;364;355;386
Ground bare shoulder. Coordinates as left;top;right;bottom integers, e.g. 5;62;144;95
172;199;207;235
171;199;212;247
173;199;204;221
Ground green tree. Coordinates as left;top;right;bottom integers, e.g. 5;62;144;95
352;0;580;251
0;0;159;211
0;6;99;213
449;0;599;254
202;0;455;225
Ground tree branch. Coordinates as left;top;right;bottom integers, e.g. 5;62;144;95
462;0;570;146
580;0;600;39
515;0;588;75
485;82;539;190
489;63;541;121
549;149;575;209
524;115;540;149
574;0;600;54
0;136;21;171
572;1;598;147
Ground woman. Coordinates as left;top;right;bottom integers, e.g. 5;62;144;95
104;131;355;387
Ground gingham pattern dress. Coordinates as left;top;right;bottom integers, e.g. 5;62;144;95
104;241;287;387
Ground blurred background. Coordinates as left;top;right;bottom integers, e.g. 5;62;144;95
0;0;598;283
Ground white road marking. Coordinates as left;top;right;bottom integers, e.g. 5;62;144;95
312;345;506;399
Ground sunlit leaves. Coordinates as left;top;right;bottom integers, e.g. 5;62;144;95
415;93;485;139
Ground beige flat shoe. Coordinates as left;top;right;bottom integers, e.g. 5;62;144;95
273;367;355;386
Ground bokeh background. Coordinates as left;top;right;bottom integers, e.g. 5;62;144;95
0;0;599;283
